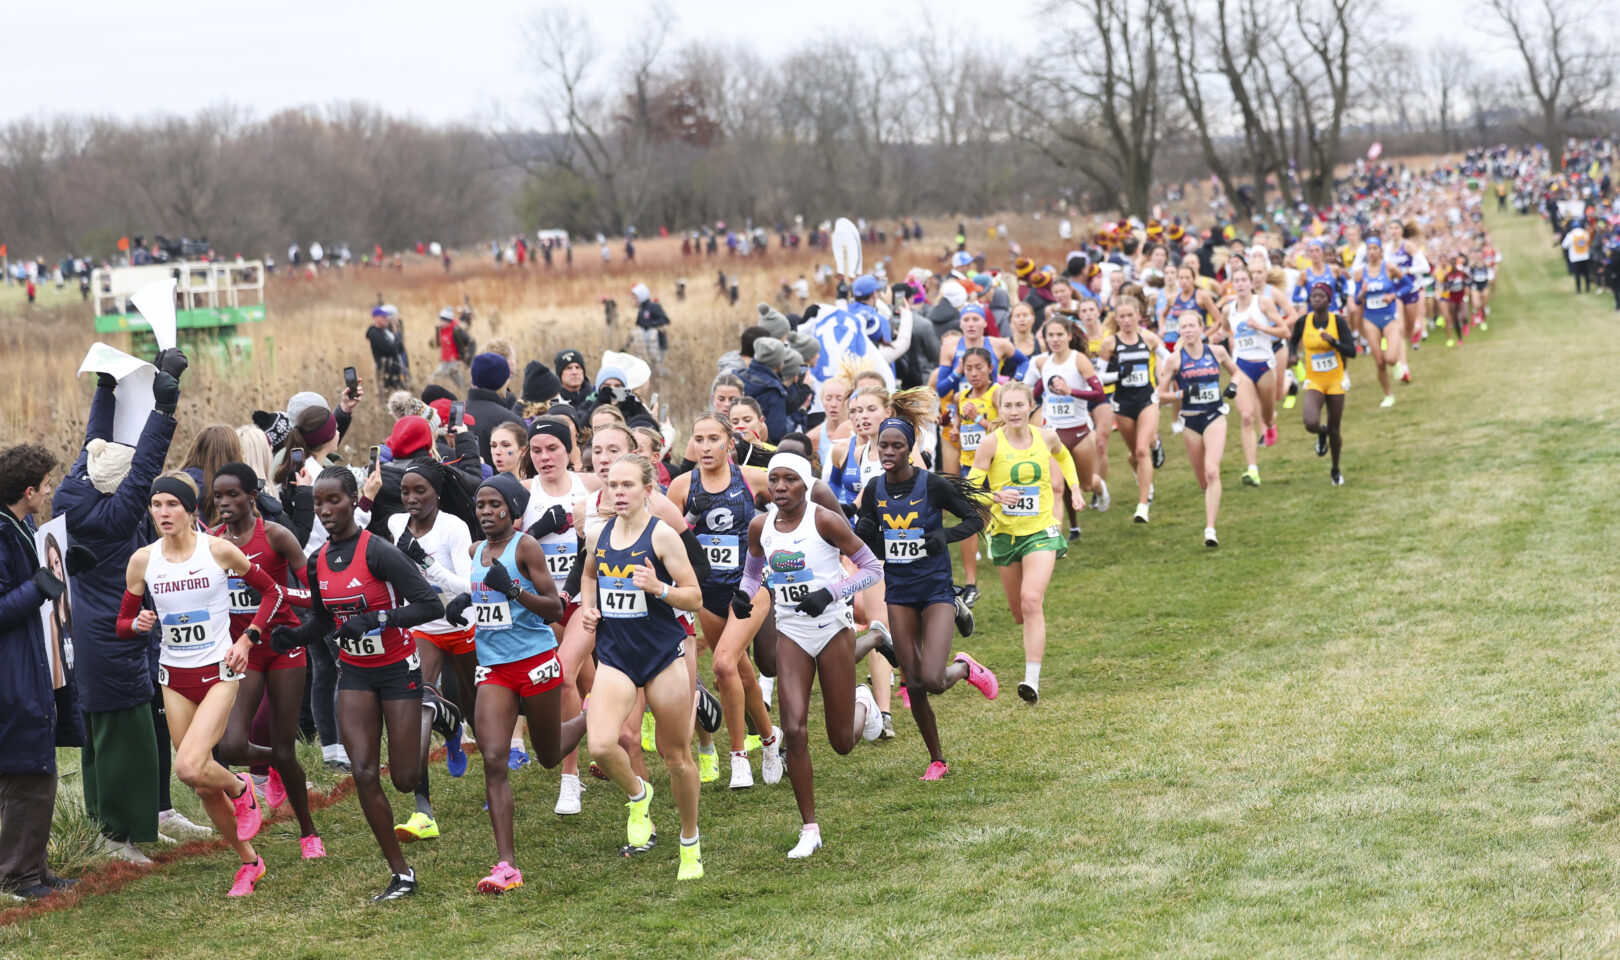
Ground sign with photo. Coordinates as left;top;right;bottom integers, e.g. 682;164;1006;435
34;515;75;690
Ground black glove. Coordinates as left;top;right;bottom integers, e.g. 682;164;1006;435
154;347;189;382
337;612;381;642
270;625;308;652
797;587;834;618
32;567;65;601
152;371;181;416
96;372;118;391
64;544;98;576
853;516;880;553
445;592;473;627
1223;381;1238;399
482;559;520;601
923;527;948;556
729;588;754;620
396;530;431;568
526;504;570;540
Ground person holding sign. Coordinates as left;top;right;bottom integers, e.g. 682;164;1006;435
1288;283;1357;486
968;381;1083;705
268;466;444;903
441;474;587;894
853;416;995;782
1157;311;1241;548
580;454;706;881
115;474;288;897
209;463;325;860
739;453;885;860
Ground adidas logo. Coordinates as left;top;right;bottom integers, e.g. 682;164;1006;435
347;578;363;588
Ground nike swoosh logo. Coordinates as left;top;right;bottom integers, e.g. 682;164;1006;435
246;552;261;560
187;568;202;575
631;550;646;557
910;499;922;505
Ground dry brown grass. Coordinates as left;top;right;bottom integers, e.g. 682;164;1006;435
0;215;1080;472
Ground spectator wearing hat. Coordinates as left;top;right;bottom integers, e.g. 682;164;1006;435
432;307;473;387
847;274;895;345
737;336;791;443
464;353;525;465
1023;270;1056;325
631;283;670;361
553;349;591;407
366;306;406;389
931;278;967;338
520;361;564;417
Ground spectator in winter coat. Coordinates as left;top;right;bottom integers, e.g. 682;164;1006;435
737;337;792;443
0;443;88;899
554;349;591;408
51;353;185;858
631;283;670;360
465;353;524;464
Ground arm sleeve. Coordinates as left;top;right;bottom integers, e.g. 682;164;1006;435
241;564;286;632
562;539;587;598
1071;375;1105;403
366;537;444;630
1333;315;1357;359
1289;318;1306;351
852;490;882;553
830;545;882;599
878;307;913;363
114;590;145;639
680;528;712;582
935;366;961;395
739;551;765;599
928;473;986;545
1054;441;1080;490
1094;355;1117;385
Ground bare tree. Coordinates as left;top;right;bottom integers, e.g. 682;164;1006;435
1427;43;1474;152
1160;0;1237;203
1478;0;1617;168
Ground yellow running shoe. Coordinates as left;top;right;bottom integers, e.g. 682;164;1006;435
678;839;704;881
640;711;656;752
745;734;762;752
394;812;439;842
625;781;655;848
698;749;719;783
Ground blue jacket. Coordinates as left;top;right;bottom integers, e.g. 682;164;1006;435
737;360;788;444
52;384;176;714
0;510;83;774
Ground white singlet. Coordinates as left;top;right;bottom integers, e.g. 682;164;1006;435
1227;297;1276;362
523;472;588;584
145;535;234;669
1025;352;1093;430
759;504;853;657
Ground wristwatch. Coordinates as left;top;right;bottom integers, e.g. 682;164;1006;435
245;626;262;646
376;611;390;629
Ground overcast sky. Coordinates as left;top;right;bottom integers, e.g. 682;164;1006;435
0;0;1504;127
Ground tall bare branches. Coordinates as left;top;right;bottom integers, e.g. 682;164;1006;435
1478;0;1616;167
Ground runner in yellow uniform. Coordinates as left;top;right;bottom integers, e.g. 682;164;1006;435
1288;282;1356;486
967;381;1082;705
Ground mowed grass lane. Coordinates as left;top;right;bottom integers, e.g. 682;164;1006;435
4;206;1619;959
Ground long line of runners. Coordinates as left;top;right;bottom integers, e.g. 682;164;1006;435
20;154;1520;904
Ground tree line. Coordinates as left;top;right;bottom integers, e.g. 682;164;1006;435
1;0;1613;257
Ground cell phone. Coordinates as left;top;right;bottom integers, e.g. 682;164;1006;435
649;392;660;412
291;448;305;473
343;366;358;399
369;445;380;473
893;291;907;312
450;401;465;429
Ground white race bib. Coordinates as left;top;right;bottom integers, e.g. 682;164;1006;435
226;577;256;616
701;534;740;571
959;423;985;452
1004;485;1039;517
161;610;217;648
1045;398;1076;421
599;576;647;619
1235;334;1259;354
1366;295;1387;310
336;632;382;657
527;658;562;687
883;528;925;564
541;541;575;579
766;573;813;608
1191;384;1219;405
1121;369;1149;388
1310;351;1338;373
474;597;513;631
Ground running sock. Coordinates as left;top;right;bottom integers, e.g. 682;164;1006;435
681;832;700;846
627;779;646;804
1024;662;1042;687
510;737;525;751
698;744;717;756
730;750;747;759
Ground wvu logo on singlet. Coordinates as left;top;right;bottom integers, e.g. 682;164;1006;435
768;550;805;573
597;562;642;579
883;512;919;530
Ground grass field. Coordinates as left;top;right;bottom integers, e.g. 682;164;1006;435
5;206;1620;959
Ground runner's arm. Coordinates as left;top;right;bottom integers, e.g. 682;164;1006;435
365;537;444;630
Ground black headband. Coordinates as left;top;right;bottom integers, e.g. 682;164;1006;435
528;419;574;453
150;476;198;513
402;459;447;495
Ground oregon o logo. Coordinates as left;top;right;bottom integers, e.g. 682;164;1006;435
1010;461;1043;484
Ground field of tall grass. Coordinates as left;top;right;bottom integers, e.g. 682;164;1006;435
0;215;1074;475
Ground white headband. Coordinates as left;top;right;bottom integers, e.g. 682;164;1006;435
766;453;815;493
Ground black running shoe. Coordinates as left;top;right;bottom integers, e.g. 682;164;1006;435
371;869;418;902
423;684;461;739
869;622;898;668
1150;437;1165;469
619;833;659;857
1331;468;1345;486
959;583;980;608
953;595;975;638
695;681;723;735
1315;432;1329;458
1016;682;1039;704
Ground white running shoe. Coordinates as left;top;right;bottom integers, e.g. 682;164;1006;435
855;684;883;742
96;836;153;865
1171;420;1185;434
787;825;822;860
761;726;784;785
1133;503;1150;523
1204;526;1219;548
157;810;213;841
554;773;585;815
1095;479;1111;512
1379;394;1395;408
759;674;774;709
729;752;754;790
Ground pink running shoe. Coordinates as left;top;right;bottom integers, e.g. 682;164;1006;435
231;772;262;841
920;761;949;781
1263;425;1278;447
264;768;288;809
299;835;326;860
227;858;265;897
899;686;911;710
477;861;524;894
955;652;999;700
